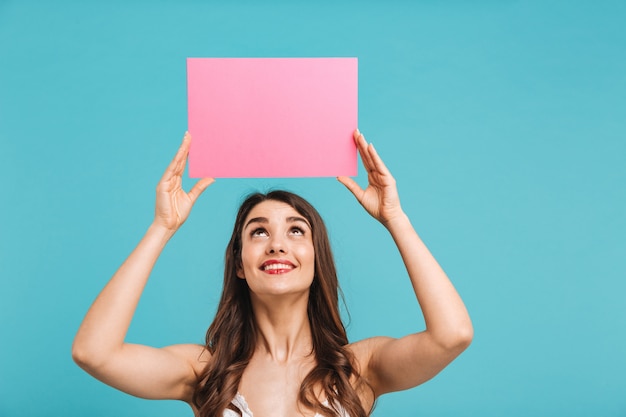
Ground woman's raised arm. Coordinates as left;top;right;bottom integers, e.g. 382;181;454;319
338;130;473;397
72;132;214;402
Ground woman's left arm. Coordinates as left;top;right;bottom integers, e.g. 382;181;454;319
338;130;473;397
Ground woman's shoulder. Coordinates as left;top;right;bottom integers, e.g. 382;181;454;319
346;336;397;400
162;343;211;378
347;336;395;365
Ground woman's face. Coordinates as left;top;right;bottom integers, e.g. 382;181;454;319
237;200;315;298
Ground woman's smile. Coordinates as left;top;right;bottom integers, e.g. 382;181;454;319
261;259;296;274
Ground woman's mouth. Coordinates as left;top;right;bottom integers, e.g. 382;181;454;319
261;260;295;274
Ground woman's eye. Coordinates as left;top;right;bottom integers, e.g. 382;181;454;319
251;228;268;237
290;227;304;236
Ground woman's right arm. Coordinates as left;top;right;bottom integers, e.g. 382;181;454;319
72;132;214;402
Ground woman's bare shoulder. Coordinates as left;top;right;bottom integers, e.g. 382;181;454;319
346;336;395;380
162;343;212;377
347;337;394;361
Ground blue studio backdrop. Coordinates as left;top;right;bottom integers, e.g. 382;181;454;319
1;1;625;416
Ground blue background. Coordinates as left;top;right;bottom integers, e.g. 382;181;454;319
1;1;625;416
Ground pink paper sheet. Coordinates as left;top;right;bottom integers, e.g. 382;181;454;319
187;58;358;178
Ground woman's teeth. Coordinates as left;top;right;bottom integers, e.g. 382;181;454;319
263;263;293;271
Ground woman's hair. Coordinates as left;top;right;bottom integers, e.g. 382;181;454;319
193;190;370;417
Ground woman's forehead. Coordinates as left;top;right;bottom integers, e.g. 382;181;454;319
244;200;307;224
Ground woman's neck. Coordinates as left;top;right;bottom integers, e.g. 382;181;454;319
250;294;313;363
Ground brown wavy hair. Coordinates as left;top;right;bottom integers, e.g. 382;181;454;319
192;190;371;417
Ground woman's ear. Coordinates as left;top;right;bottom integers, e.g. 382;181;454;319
236;256;245;279
236;267;245;279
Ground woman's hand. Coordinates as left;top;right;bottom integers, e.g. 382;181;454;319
338;130;404;226
153;132;214;232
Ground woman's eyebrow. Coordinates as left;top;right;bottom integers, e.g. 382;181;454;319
245;216;310;229
287;216;311;228
244;217;268;230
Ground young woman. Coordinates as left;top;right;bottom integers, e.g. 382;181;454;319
72;129;473;417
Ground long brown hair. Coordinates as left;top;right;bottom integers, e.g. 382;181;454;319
193;190;371;417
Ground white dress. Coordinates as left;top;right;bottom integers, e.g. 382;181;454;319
223;392;349;417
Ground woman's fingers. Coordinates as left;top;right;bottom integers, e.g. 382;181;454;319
368;143;393;178
173;132;192;174
172;134;190;172
353;129;392;181
337;176;364;202
355;130;388;180
354;130;375;172
160;132;191;183
187;177;215;204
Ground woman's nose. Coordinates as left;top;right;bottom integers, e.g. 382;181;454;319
266;236;287;254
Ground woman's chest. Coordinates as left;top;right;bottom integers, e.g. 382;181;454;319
237;357;319;417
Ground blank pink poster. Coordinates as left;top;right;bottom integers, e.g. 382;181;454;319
187;58;358;178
